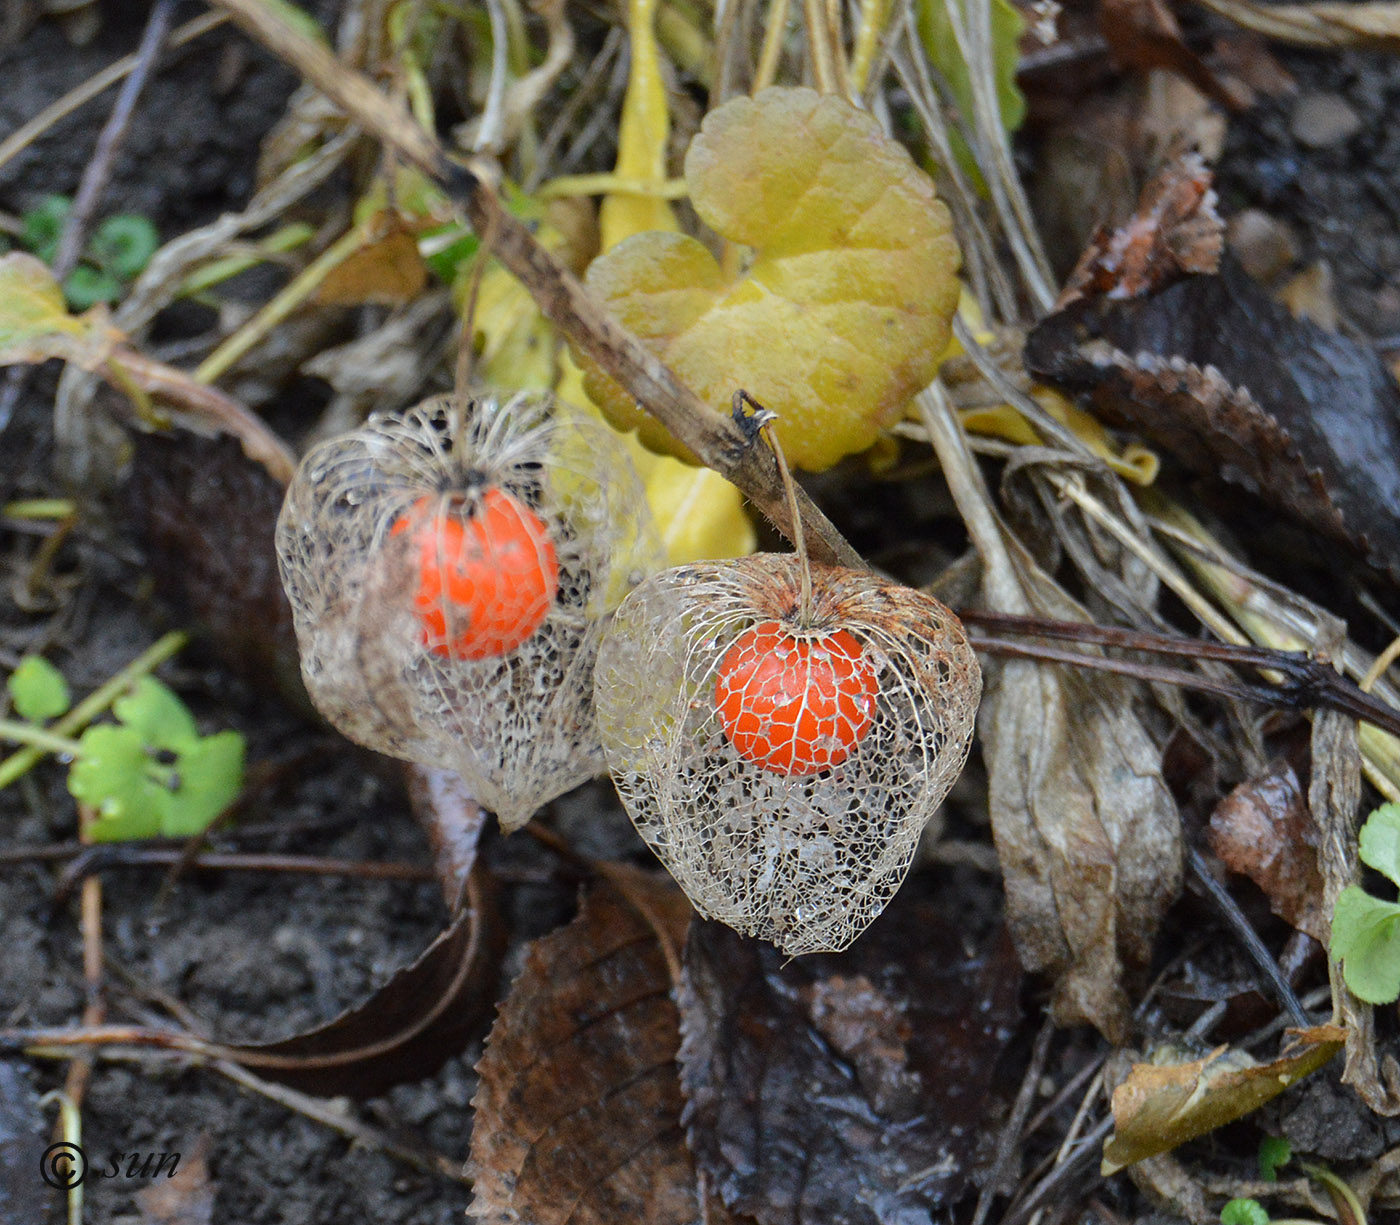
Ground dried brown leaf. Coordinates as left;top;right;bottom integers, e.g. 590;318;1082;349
678;890;1021;1223
1102;1024;1346;1174
468;872;701;1225
313;214;429;306
980;539;1182;1041
229;790;503;1097
1206;759;1327;941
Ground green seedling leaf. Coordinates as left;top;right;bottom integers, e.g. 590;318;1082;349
917;0;1025;133
0;252;115;371
1258;1134;1291;1181
69;723;164;837
89;214;158;280
162;731;245;837
8;656;71;722
21;195;71;264
580;86;961;471
1330;883;1400;1004
1220;1199;1269;1225
113;677;199;748
1358;801;1400;884
69;678;245;842
63;264;121;310
422;223;479;283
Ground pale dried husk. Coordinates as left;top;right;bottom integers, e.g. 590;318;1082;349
276;393;659;830
594;555;981;954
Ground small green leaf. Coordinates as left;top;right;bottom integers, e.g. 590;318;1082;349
1331;884;1400;1004
62;264;121;310
113;677;198;748
21;195;71;264
69;724;163;839
163;730;245;836
7;655;71;721
1358;802;1400;887
1258;1135;1291;1181
1220;1199;1269;1225
89;214;158;280
422;224;479;283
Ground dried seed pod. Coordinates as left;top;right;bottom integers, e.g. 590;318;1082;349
276;393;659;831
594;555;981;954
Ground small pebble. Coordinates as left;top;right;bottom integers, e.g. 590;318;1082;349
1227;208;1298;283
1290;92;1362;148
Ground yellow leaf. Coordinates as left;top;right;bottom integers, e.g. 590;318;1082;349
559;353;754;564
0;252;114;371
580;87;961;471
600;0;679;249
1101;1025;1345;1175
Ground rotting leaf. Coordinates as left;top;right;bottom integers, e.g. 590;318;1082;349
468;869;702;1225
134;1134;215;1225
580;87;960;471
978;535;1182;1041
130;432;304;706
1026;160;1400;581
1101;1024;1346;1175
1207;760;1327;942
226;774;503;1097
678;889;1020;1224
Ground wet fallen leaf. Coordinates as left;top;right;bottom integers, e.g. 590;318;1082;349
678;889;1020;1223
227;775;504;1096
1027;164;1400;580
135;1134;215;1225
581;86;960;471
1207;759;1327;941
468;870;703;1225
1101;1024;1346;1174
130;432;304;706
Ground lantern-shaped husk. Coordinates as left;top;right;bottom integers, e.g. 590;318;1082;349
276;394;658;831
594;555;981;955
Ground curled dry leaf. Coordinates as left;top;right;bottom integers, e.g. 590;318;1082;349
468;871;704;1225
594;555;980;955
1206;759;1327;942
580;87;961;471
275;393;659;830
678;893;1021;1224
978;535;1183;1041
229;776;504;1096
1101;1024;1346;1174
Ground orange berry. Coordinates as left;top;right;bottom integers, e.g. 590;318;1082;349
392;488;559;660
714;621;877;776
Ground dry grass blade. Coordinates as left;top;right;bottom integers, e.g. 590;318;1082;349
1192;0;1400;50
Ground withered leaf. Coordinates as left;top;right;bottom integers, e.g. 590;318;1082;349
1206;759;1327;941
135;1134;215;1225
313;214;429;306
469;871;701;1225
130;432;304;706
678;890;1020;1224
1102;1024;1345;1174
228;782;503;1097
1026;255;1400;580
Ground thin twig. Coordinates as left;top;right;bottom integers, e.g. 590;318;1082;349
1187;845;1310;1028
973;1015;1055;1225
52;0;177;278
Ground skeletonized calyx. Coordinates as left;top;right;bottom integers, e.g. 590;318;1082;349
594;555;981;954
276;394;659;830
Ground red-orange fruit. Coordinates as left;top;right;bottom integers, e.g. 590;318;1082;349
392;488;559;660
714;621;877;775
